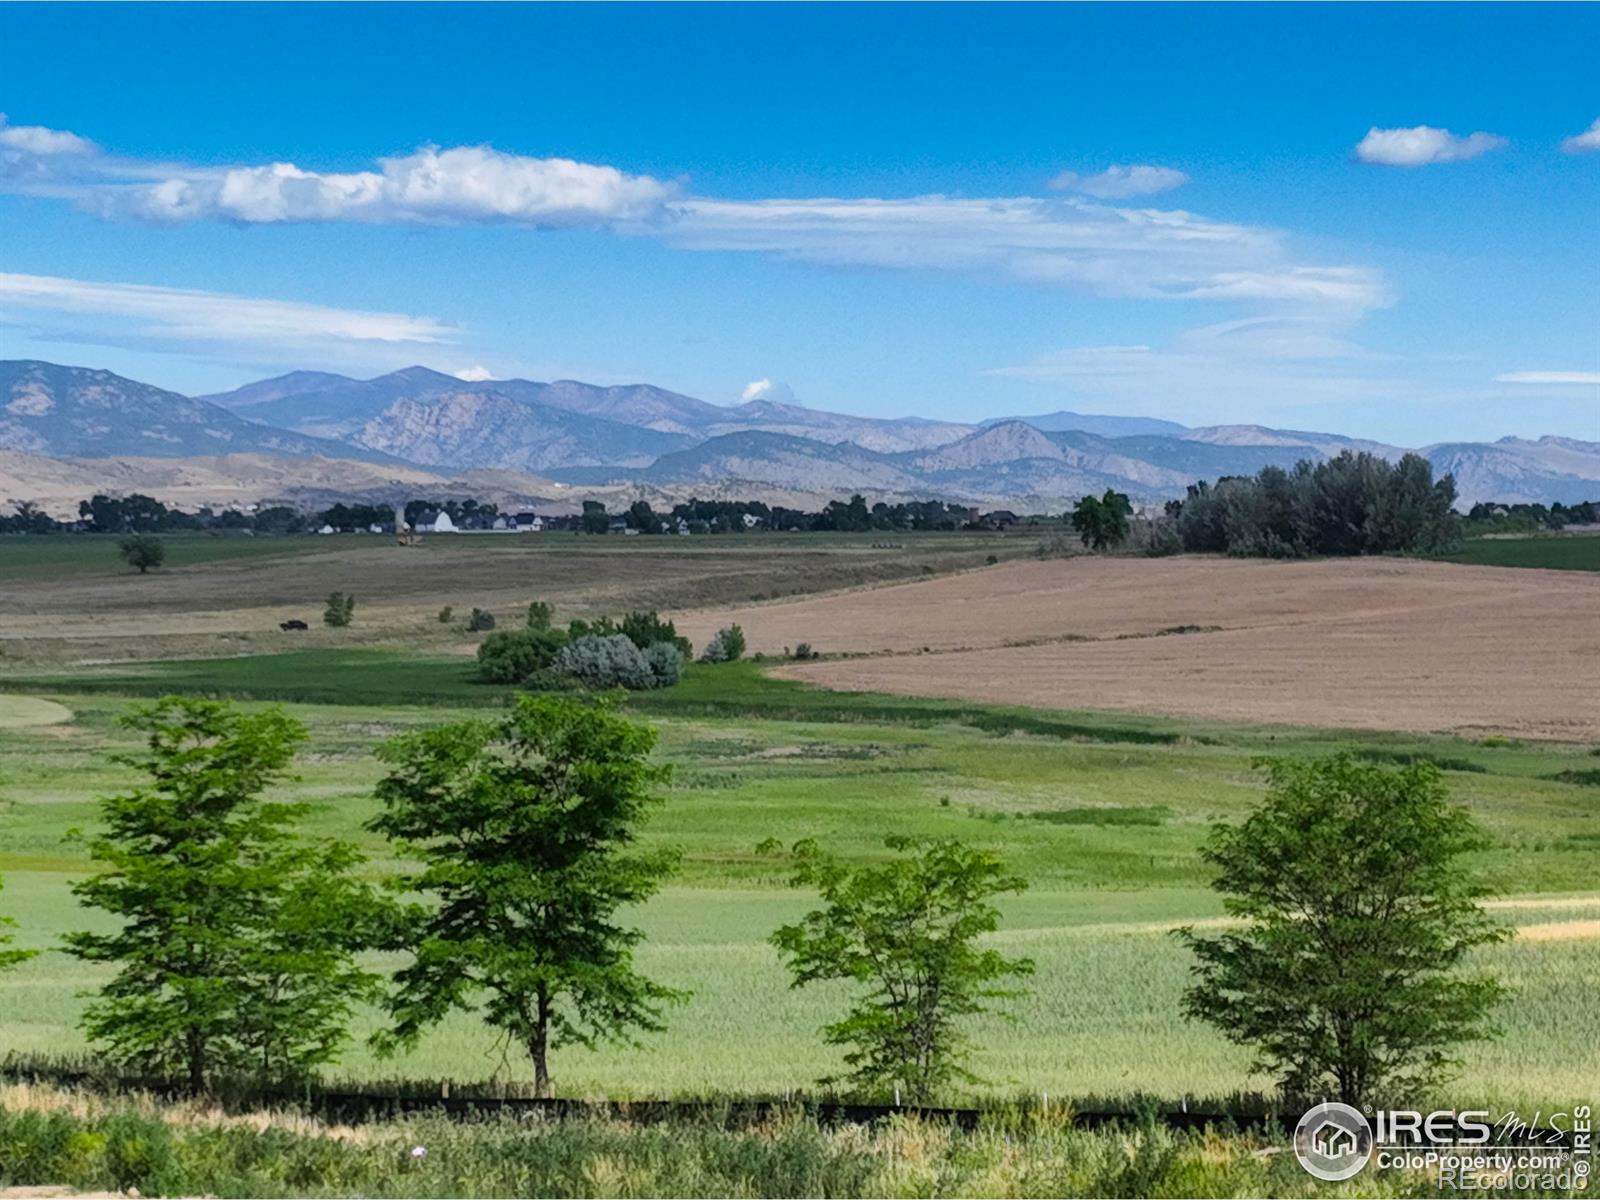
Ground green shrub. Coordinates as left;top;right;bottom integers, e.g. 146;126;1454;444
791;642;817;661
475;628;568;684
322;592;355;628
467;608;496;632
699;624;747;663
526;600;553;631
566;615;620;640
100;1112;181;1197
437;606;453;624
643;641;684;687
620;610;692;657
552;634;658;690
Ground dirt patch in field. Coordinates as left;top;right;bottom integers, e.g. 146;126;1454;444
1515;920;1600;942
0;696;73;728
675;557;1599;739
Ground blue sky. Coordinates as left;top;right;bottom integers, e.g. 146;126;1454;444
1;2;1596;445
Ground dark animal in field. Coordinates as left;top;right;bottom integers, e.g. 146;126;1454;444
280;619;309;632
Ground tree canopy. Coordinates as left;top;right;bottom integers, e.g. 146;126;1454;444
1171;452;1459;558
65;697;381;1090
1178;754;1507;1106
771;836;1033;1101
369;694;684;1096
1070;490;1133;551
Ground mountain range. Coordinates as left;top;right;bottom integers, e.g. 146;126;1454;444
4;358;1597;512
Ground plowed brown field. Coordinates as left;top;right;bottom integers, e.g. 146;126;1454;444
674;557;1600;738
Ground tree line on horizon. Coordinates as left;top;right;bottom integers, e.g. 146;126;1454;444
1066;451;1491;560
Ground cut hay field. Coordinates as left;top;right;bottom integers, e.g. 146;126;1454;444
0;530;1017;668
669;557;1600;739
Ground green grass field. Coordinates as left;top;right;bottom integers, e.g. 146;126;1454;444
1439;532;1600;571
0;531;323;577
1;657;1596;1111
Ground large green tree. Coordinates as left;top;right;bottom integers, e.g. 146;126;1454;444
771;836;1033;1102
1070;490;1132;551
370;694;684;1096
65;697;381;1090
1178;755;1507;1107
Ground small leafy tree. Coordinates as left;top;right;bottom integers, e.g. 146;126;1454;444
65;698;381;1090
1070;490;1132;551
771;836;1033;1101
118;534;165;574
467;607;496;632
526;600;553;631
323;592;355;627
1178;755;1508;1107
370;694;685;1096
699;624;747;663
437;606;453;624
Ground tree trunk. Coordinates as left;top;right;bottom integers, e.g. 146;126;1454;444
529;993;552;1098
186;1029;206;1094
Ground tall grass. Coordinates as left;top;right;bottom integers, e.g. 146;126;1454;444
4;1084;1585;1198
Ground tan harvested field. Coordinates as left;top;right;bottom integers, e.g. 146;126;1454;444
672;557;1600;739
0;534;1008;666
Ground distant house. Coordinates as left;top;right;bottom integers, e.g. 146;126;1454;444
490;515;512;531
675;518;691;536
606;516;630;534
413;509;456;534
317;523;336;535
514;512;544;532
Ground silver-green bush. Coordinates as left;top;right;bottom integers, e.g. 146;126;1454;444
552;634;657;690
644;641;683;687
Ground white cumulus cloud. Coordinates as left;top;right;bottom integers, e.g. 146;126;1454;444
1494;371;1600;385
108;144;675;227
1048;164;1188;198
1560;118;1600;154
0;114;97;158
0;117;673;228
1353;125;1508;166
454;365;495;381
